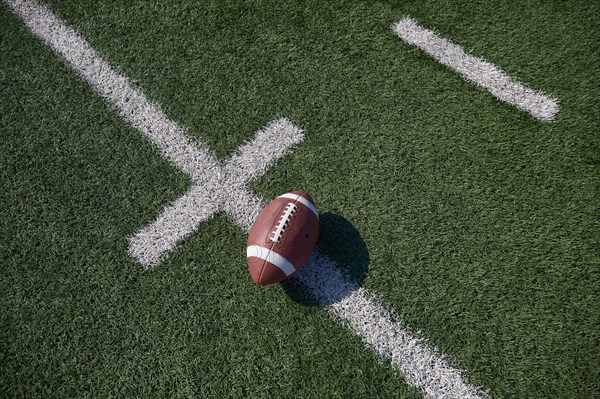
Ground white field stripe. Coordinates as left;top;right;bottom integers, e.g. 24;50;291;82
128;120;303;266
224;118;305;184
278;193;319;218
4;0;221;182
221;187;266;233
8;1;490;397
128;185;220;267
246;245;296;276
235;200;489;399
393;17;559;121
297;251;488;399
4;0;306;266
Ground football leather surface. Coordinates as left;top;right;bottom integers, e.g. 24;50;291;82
246;190;319;285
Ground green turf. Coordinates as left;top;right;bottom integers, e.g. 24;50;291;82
2;0;599;398
0;6;422;398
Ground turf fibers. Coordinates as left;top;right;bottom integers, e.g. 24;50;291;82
1;1;598;398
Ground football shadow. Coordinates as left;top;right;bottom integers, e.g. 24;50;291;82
280;212;369;306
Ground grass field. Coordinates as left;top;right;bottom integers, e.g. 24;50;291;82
1;0;599;398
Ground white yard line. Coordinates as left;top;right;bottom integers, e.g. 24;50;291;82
298;251;488;399
6;0;304;265
393;17;559;121
6;1;489;397
4;0;220;182
128;119;303;266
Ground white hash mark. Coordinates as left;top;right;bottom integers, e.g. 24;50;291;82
393;17;559;121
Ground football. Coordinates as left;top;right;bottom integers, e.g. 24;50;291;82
246;190;319;285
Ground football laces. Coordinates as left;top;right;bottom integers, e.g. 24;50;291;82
270;202;298;244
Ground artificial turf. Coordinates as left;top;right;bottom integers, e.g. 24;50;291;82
2;0;599;398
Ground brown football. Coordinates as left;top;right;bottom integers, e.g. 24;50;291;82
246;190;319;285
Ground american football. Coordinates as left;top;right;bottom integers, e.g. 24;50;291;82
246;190;319;285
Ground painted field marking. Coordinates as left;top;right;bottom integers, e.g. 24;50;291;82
6;1;490;397
393;17;559;121
297;251;489;399
129;119;304;266
1;0;302;266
